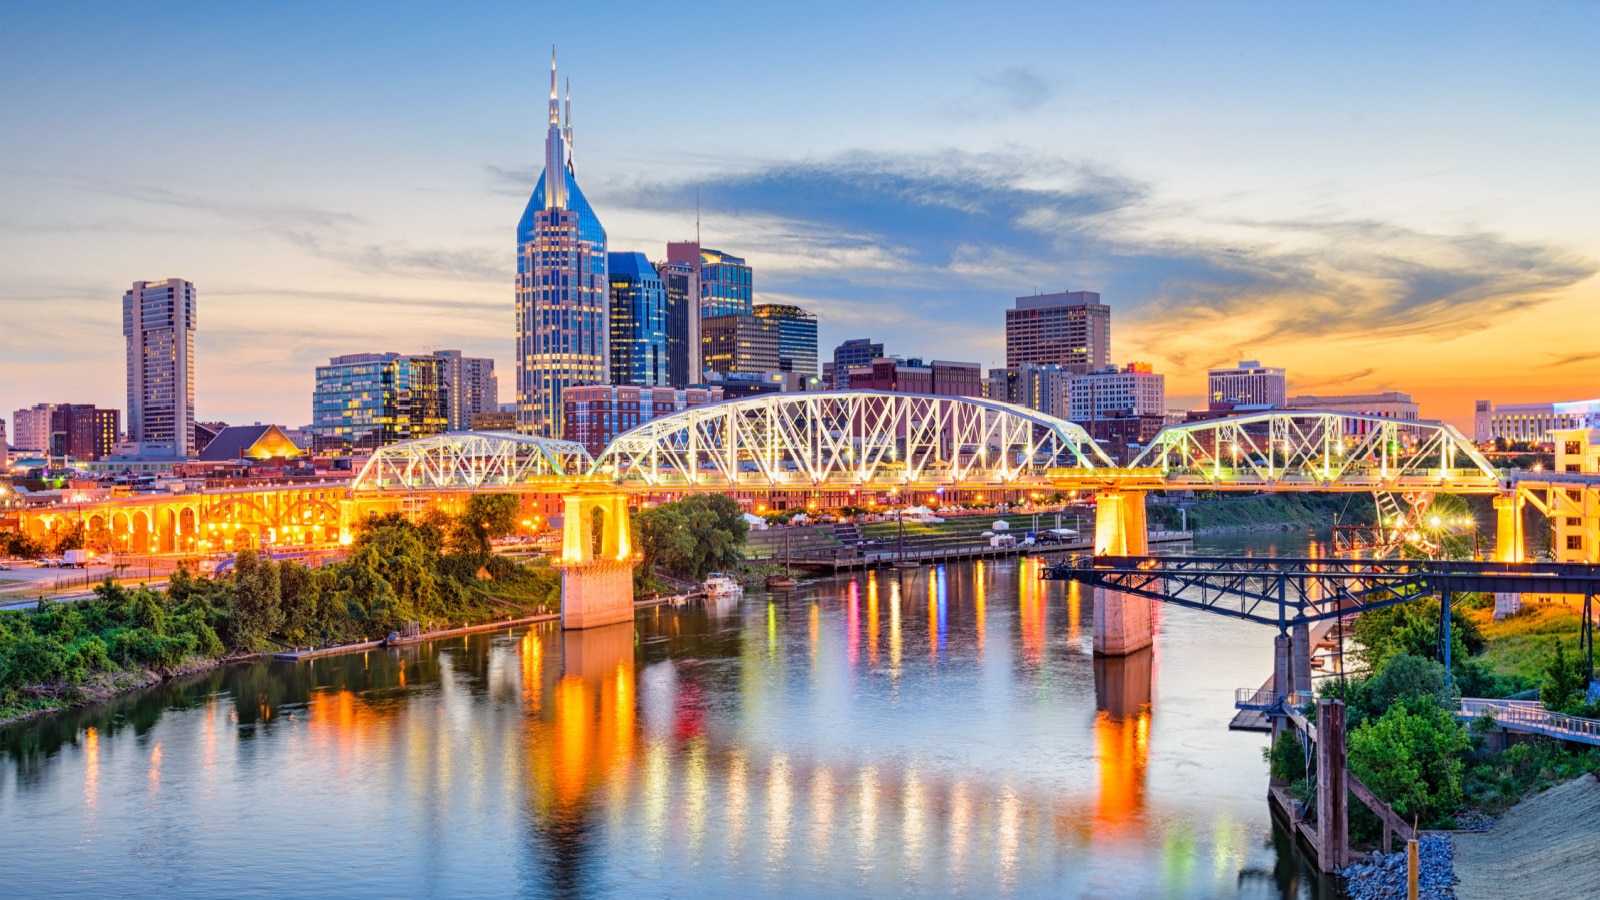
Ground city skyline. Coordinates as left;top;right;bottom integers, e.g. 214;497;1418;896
3;2;1598;430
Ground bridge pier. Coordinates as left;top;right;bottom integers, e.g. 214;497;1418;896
1493;493;1526;619
557;493;638;630
1093;490;1154;656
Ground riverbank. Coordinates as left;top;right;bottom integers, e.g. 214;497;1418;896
1453;772;1600;900
0;651;263;729
1150;492;1375;535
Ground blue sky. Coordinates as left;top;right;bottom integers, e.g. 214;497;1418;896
2;0;1597;429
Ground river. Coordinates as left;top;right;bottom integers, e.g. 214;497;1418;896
1;530;1341;898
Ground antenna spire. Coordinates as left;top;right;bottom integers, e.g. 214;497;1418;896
696;188;701;244
564;77;573;171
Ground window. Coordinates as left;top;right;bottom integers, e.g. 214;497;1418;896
1567;535;1584;551
1565;441;1582;455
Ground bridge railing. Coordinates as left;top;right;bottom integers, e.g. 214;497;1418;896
1461;698;1600;745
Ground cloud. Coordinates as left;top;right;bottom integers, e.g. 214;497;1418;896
980;67;1052;112
1543;351;1600;368
607;150;1597;370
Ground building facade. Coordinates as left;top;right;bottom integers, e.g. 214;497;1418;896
753;304;819;377
606;252;670;387
10;403;57;454
701;314;781;376
668;242;752;318
1020;363;1074;419
847;358;983;397
1208;360;1286;409
516;54;608;438
1474;398;1600;444
1286;391;1419;422
832;339;884;387
1005;291;1110;373
49;404;121;460
1069;363;1166;422
562;384;724;455
123;278;197;457
655;258;701;387
311;353;449;453
434;350;499;432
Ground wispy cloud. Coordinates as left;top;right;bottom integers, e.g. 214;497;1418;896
1543;350;1600;368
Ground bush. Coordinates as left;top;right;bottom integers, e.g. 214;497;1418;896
1264;729;1306;784
1347;699;1471;827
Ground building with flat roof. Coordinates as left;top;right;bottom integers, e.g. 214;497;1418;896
1069;363;1165;422
846;358;983;398
701;313;781;376
49;405;121;461
433;350;499;432
1208;360;1286;409
1475;398;1600;444
753;304;819;378
1005;291;1111;373
562;384;723;455
655;258;700;387
311;353;449;453
10;403;57;454
668;242;753;318
1286;391;1419;422
124;278;197;457
608;251;670;386
832;339;884;382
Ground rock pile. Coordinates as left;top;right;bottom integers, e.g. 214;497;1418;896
1339;834;1458;900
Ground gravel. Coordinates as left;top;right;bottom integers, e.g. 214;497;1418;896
1339;833;1458;900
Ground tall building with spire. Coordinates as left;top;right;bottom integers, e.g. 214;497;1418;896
515;50;608;437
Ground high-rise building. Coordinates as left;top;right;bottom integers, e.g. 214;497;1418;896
608;252;670;386
701;314;781;375
753;304;819;377
668;242;752;318
0;417;8;465
311;353;449;453
123;278;197;457
48;404;121;460
1069;363;1166;422
655;258;701;387
434;350;499;432
1020;363;1074;419
10;403;57;454
516;52;608;438
1005;291;1110;373
562;384;724;455
833;339;884;376
1207;360;1286;409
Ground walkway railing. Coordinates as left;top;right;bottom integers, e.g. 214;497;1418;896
1459;698;1600;746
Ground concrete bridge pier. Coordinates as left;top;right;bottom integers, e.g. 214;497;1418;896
1093;490;1155;656
557;492;638;630
1493;493;1526;619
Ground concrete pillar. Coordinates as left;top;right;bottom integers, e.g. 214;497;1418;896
1314;699;1348;873
1093;646;1154;718
1493;493;1526;619
1093;490;1154;656
1292;621;1313;697
1272;633;1293;740
558;492;639;630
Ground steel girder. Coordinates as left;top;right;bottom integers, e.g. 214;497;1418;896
1041;555;1600;629
592;390;1112;489
351;431;595;491
1129;411;1502;492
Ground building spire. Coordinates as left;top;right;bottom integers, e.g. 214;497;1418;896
564;77;573;172
544;47;566;209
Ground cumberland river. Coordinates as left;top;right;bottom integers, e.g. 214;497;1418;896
2;533;1338;899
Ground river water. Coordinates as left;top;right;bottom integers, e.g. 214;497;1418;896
2;531;1339;899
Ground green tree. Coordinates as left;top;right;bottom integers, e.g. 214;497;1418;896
634;494;749;580
1362;653;1454;719
1347;699;1471;827
229;549;284;650
451;494;520;556
1540;638;1590;713
1352;597;1484;672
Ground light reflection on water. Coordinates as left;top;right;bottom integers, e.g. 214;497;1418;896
2;546;1334;899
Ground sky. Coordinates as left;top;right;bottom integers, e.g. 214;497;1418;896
2;0;1597;432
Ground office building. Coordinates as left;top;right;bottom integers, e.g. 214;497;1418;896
123;277;197;457
1475;398;1600;444
563;384;723;455
434;351;499;432
472;411;518;432
0;417;6;465
1021;363;1075;419
608;252;670;387
753;304;819;377
10;403;57;454
846;358;983;398
655;258;701;387
1208;360;1286;409
1005;291;1110;373
832;338;883;388
701;313;781;375
1070;363;1166;422
1287;391;1419;423
668;241;752;318
48;404;121;460
311;353;449;453
516;53;608;438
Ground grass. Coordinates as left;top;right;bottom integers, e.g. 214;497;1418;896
856;513;1071;541
1466;601;1588;686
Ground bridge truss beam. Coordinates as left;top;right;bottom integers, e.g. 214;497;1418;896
351;431;596;492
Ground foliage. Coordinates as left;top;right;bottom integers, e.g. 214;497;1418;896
2;531;45;559
1351;597;1484;673
1540;638;1593;714
634;494;749;580
1264;729;1306;784
1347;698;1471;828
1462;740;1600;815
449;494;520;556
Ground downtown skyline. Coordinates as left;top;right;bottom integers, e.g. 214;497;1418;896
3;1;1598;431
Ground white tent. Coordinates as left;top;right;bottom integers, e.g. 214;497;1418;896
991;520;1010;531
742;513;769;530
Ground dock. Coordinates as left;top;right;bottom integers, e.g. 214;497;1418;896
272;613;558;661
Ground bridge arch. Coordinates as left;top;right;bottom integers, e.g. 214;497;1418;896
593;390;1110;489
352;431;596;491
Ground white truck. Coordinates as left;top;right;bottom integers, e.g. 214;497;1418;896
62;549;91;568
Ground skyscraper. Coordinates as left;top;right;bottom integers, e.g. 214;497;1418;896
516;51;608;438
701;314;780;375
123;278;197;457
434;350;499;431
311;353;449;453
667;242;753;318
608;252;670;386
655;259;701;387
10;403;57;454
1207;360;1286;409
1005;290;1110;373
833;338;884;373
753;304;819;378
48;404;120;460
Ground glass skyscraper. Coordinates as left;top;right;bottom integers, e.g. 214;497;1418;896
123;278;196;457
753;304;819;377
667;242;752;318
515;52;608;438
608;252;670;386
655;259;700;387
311;353;448;454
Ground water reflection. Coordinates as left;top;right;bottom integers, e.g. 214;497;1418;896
2;555;1334;899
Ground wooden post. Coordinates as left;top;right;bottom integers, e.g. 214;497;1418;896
1314;698;1348;872
1407;835;1419;900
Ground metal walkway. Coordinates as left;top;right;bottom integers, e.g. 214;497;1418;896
1459;698;1600;747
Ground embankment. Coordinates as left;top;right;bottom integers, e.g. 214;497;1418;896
1149;492;1375;535
1453;772;1600;900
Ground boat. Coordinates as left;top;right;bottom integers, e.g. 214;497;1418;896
703;573;744;598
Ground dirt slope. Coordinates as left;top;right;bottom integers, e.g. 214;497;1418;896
1453;772;1600;900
